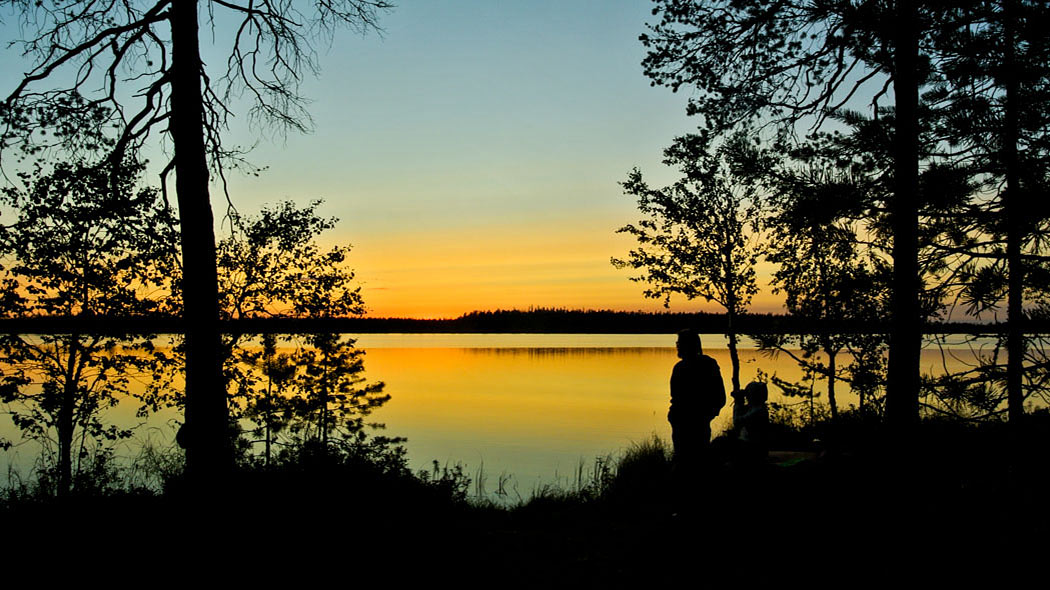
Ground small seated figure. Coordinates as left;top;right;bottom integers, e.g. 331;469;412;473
731;381;769;464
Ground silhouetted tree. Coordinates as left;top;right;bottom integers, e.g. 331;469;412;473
238;332;294;465
290;332;389;451
216;201;387;457
639;0;934;430
759;107;978;417
0;0;391;481
614;134;763;393
762;165;891;420
0;157;178;495
924;0;1050;424
730;125;897;416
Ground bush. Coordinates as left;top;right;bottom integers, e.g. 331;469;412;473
600;435;673;505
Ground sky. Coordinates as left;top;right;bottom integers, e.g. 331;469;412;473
1;0;789;319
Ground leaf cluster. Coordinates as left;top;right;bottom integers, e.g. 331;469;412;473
640;0;896;134
217;199;363;322
213;201;387;453
0;157;179;317
613;133;763;315
0;156;180;484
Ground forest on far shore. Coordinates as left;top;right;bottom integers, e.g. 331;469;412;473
342;308;1050;335
1;308;1032;336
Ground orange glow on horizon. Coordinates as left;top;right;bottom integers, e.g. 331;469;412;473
346;218;787;319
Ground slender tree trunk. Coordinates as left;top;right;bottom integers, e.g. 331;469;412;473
261;334;272;466
827;346;838;421
808;378;815;425
321;342;330;449
265;375;273;466
886;0;921;432
57;337;78;496
726;308;742;394
57;385;74;494
1003;0;1025;426
170;1;229;483
817;250;837;421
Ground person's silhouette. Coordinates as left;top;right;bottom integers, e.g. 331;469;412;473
668;329;726;497
732;381;769;465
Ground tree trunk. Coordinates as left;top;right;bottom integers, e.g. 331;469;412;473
57;337;77;496
808;378;815;425
170;1;229;483
1003;0;1025;426
886;0;921;433
57;396;73;494
320;342;330;449
265;379;273;467
827;346;838;421
726;308;742;394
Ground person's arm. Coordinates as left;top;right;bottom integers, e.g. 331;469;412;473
736;403;761;427
710;359;726;418
668;362;680;424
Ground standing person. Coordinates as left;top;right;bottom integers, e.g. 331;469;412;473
669;329;727;474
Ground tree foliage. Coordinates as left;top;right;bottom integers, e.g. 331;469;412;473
760;160;890;418
924;0;1050;421
637;0;929;428
0;0;391;478
614;133;763;392
0;157;178;494
640;0;898;134
216;201;388;461
634;0;1050;426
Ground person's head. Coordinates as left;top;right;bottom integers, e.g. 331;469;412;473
744;381;768;405
676;329;702;359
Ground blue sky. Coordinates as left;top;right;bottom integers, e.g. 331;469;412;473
2;1;787;317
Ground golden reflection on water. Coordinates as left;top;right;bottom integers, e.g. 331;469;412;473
0;333;1016;492
361;341;997;488
362;345;817;489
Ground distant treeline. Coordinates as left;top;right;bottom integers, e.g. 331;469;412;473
344;309;1034;335
0;308;1033;335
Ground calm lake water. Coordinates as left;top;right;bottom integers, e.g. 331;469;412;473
333;333;980;496
0;333;1004;494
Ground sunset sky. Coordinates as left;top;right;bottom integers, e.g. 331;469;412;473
1;0;788;319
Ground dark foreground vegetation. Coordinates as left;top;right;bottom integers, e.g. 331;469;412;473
4;413;1047;582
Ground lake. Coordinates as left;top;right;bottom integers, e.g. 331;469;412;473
0;332;1005;495
338;333;976;496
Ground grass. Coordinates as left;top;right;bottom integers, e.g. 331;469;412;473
5;413;1045;509
3;417;1048;581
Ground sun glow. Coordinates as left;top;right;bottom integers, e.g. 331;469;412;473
349;219;786;319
